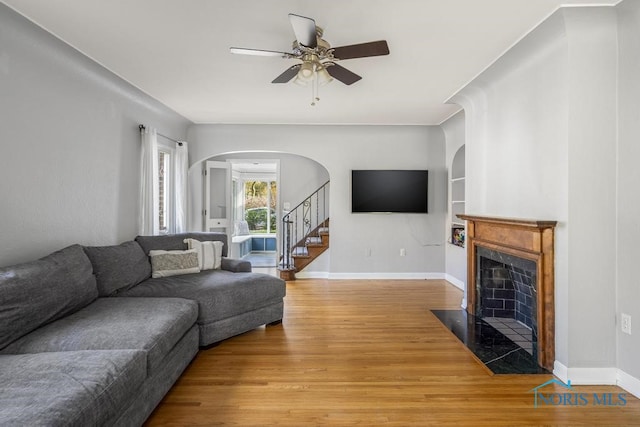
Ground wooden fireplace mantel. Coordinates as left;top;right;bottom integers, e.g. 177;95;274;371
457;214;557;370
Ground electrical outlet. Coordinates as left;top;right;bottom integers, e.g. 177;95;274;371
621;313;632;335
400;248;406;257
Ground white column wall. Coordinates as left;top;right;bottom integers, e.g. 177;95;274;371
448;11;571;367
447;7;621;373
616;0;640;385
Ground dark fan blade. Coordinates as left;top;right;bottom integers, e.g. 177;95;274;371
326;63;362;85
332;40;390;60
230;47;292;57
272;65;301;83
289;13;317;48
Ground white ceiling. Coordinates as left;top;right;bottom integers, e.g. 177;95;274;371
3;0;619;125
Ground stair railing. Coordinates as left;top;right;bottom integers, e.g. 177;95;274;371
280;180;330;270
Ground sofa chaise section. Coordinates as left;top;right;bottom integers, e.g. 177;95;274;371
120;269;286;344
131;232;286;346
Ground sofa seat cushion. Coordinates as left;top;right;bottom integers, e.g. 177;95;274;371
0;298;197;376
0;244;98;351
0;350;146;427
119;270;286;324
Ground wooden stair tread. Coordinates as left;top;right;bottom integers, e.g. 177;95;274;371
279;213;330;281
291;247;309;257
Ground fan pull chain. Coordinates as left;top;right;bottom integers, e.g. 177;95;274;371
311;67;317;106
311;63;320;106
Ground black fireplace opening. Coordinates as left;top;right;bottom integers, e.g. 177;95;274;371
476;247;538;356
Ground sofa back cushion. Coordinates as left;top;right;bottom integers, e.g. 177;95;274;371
83;241;151;296
0;244;98;350
135;232;228;257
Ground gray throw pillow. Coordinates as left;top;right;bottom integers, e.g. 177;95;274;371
148;249;200;278
0;244;98;350
83;241;151;296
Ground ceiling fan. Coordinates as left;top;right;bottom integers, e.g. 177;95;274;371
230;13;389;104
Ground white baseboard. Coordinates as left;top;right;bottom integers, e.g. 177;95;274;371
553;361;640;398
617;369;640;399
296;271;467;283
552;361;616;385
301;272;466;283
553;361;569;383
444;274;465;290
294;271;329;279
328;272;446;280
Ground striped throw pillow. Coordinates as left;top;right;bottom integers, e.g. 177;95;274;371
184;238;224;270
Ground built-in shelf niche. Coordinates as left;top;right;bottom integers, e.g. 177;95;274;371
450;145;465;246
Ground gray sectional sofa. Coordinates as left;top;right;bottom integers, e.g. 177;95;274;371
0;232;286;426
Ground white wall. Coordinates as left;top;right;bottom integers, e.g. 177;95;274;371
187;124;447;277
0;4;190;267
616;0;640;384
441;111;466;289
449;10;571;367
564;6;618;371
448;6;623;377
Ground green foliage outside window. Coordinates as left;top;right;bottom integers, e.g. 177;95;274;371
244;180;277;233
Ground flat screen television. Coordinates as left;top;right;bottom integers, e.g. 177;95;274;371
351;170;428;213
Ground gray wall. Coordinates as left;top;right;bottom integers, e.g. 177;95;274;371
0;4;190;267
616;0;640;383
187;124;447;277
449;3;637;386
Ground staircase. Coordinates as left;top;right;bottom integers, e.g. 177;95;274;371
279;181;329;281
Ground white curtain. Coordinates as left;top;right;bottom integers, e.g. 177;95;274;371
139;126;159;235
174;141;189;233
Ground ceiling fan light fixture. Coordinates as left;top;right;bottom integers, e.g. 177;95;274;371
316;64;333;86
293;74;310;86
298;61;314;79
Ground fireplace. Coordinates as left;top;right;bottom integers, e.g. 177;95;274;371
477;247;538;356
457;215;557;370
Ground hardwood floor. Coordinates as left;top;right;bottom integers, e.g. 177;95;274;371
145;280;640;426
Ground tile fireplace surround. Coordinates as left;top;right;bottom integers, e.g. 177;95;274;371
457;214;557;371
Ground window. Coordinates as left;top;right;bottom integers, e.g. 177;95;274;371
157;148;173;234
244;180;277;233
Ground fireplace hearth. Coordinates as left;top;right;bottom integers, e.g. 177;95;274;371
457;214;557;370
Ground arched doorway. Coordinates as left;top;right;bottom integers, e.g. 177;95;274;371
190;151;330;277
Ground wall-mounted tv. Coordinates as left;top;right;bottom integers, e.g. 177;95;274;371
351;170;428;213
